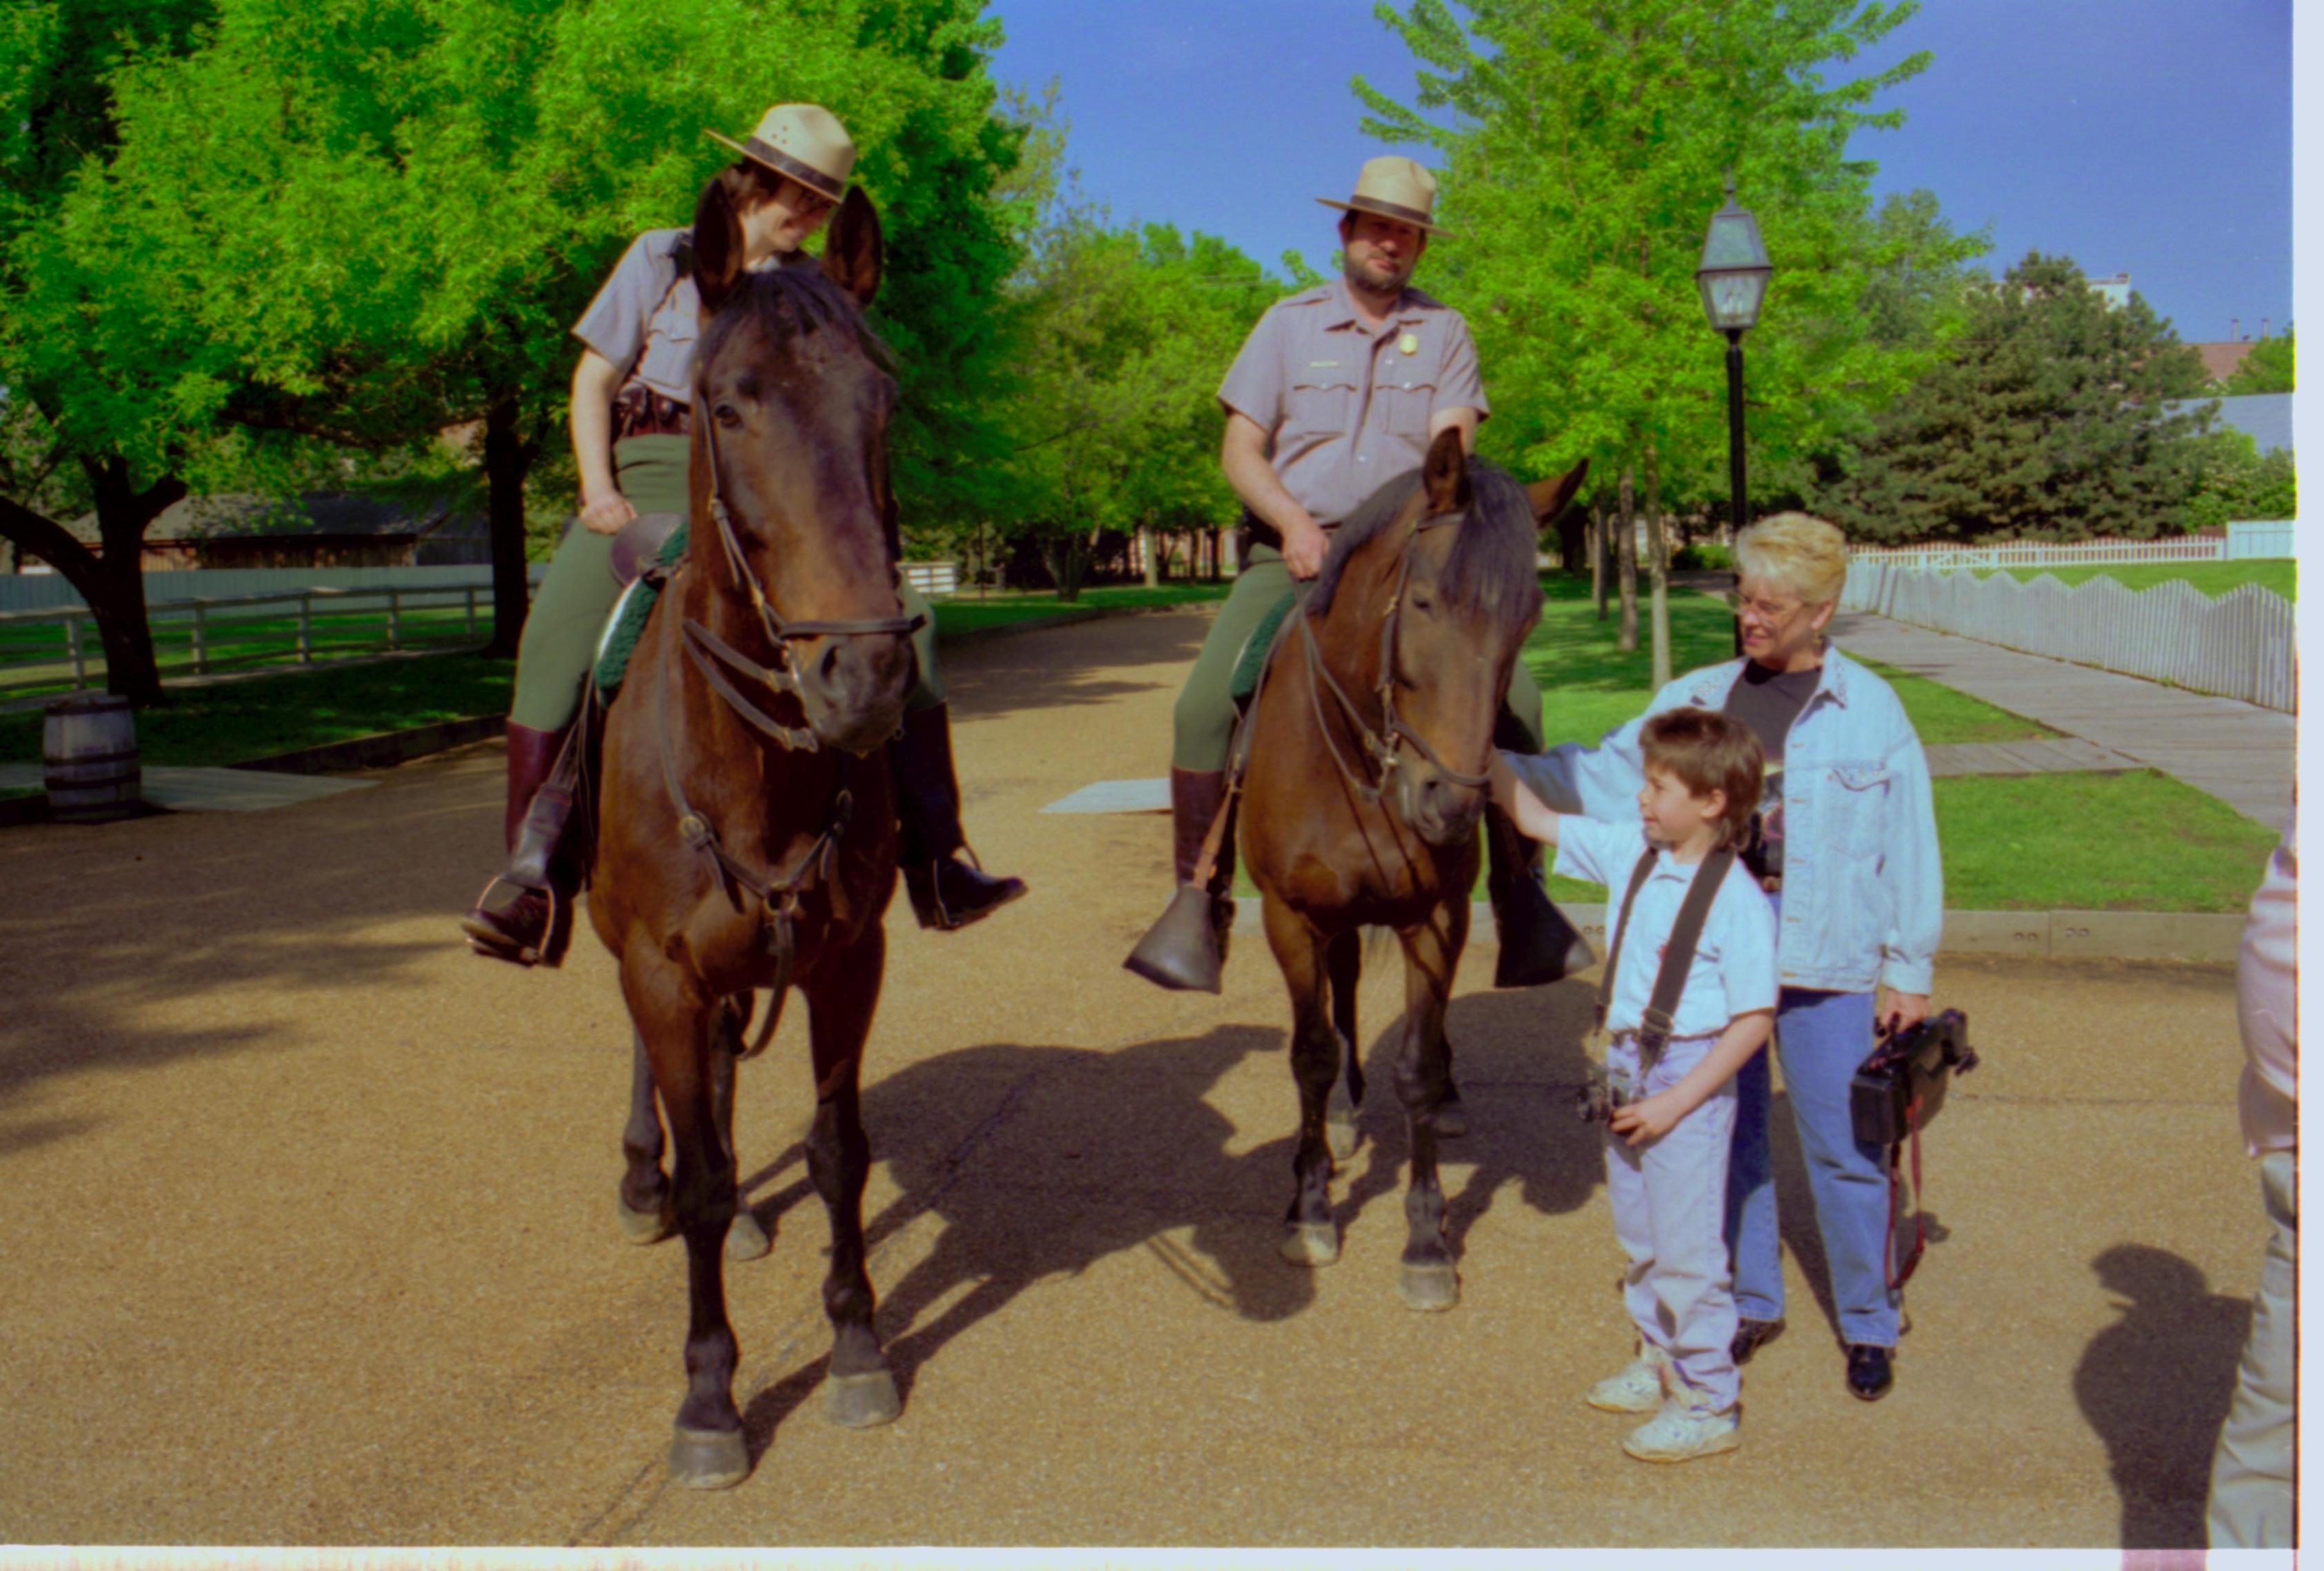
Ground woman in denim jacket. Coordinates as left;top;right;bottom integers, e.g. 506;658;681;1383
1503;512;1941;1401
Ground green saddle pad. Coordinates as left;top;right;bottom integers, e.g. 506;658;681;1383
592;520;690;699
1228;588;1300;704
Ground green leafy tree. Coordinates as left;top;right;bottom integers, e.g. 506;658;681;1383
1814;252;2215;542
1356;0;1973;680
2224;325;2294;394
2185;430;2296;531
4;0;1024;683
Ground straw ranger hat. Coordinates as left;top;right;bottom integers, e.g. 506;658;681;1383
708;103;855;203
1317;156;1450;237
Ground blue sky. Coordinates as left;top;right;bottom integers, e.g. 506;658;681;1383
988;0;2294;346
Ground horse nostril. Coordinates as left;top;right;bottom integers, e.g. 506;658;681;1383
817;641;844;686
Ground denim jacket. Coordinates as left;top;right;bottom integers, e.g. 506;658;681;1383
1505;643;1943;995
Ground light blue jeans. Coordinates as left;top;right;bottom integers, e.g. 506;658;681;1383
1605;1031;1741;1410
1723;974;1901;1348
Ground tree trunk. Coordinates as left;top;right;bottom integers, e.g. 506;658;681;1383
0;459;185;705
1616;469;1639;653
1591;500;1607;621
1141;526;1159;588
1643;446;1672;690
481;396;534;659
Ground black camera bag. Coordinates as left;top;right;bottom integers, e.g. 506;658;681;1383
1849;1008;1977;1148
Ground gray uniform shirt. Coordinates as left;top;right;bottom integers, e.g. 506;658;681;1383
1216;279;1489;526
572;228;701;402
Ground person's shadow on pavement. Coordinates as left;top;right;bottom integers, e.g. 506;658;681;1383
2072;1243;2251;1548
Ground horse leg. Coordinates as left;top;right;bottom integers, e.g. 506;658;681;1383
1324;930;1363;1163
625;961;750;1488
1265;895;1342;1266
618;1030;674;1243
714;1001;771;1261
801;928;901;1429
1394;903;1466;1311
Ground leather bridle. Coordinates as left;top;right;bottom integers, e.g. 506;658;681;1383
672;405;925;754
1296;510;1495;805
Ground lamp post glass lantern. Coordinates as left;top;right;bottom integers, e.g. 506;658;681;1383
1697;174;1770;653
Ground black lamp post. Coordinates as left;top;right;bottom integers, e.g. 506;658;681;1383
1695;173;1772;654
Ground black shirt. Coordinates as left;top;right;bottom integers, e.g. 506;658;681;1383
1721;660;1820;879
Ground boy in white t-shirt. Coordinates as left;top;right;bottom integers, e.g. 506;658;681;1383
1490;706;1778;1462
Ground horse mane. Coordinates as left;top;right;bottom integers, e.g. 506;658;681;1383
695;262;896;381
1308;459;1543;630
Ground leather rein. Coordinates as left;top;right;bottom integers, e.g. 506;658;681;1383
644;390;923;1058
1295;510;1494;805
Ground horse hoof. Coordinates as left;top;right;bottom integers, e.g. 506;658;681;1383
1434;1094;1468;1139
825;1369;901;1429
1279;1221;1340;1267
1399;1262;1460;1312
668;1424;750;1490
725;1211;771;1261
618;1194;674;1245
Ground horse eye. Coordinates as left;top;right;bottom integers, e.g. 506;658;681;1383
713;402;743;428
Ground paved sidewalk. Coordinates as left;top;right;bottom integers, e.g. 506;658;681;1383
0;761;376;812
1832;610;2293;828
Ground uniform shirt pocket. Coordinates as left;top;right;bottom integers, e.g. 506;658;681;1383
1374;377;1439;439
1824;762;1892;859
1283;374;1359;453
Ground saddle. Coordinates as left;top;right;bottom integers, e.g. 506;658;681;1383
596;512;690;699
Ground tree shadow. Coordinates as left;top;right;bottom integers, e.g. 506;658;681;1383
2073;1243;2250;1549
733;1022;1311;1452
941;608;1212;726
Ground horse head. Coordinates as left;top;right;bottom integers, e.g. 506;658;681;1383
688;174;914;758
1336;430;1587;847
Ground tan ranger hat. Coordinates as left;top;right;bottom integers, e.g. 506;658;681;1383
1317;155;1450;237
707;103;855;203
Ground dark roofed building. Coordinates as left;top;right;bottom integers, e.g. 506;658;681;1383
50;490;490;570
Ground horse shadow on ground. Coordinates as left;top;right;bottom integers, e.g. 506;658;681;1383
722;979;1617;1452
2073;1243;2250;1549
943;609;1212;726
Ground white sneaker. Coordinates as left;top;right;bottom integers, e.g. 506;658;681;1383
1621;1395;1741;1463
1585;1347;1670;1414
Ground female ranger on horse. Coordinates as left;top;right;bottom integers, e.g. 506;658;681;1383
462;103;1025;965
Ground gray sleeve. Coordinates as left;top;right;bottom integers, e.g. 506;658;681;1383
1217;307;1287;431
1434;312;1489;419
571;233;670;377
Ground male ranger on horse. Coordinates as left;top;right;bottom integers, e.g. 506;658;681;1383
1136;155;1585;988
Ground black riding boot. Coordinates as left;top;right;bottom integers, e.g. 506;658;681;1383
1485;801;1594;988
461;721;581;968
890;702;1028;930
1122;768;1236;993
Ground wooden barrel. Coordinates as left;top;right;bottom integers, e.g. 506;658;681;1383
43;694;143;823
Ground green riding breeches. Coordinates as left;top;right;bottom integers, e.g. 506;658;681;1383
509;432;941;732
1169;541;1545;772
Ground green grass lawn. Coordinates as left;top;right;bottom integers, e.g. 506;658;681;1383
0;651;516;768
0;604;493;702
1974;561;2296;599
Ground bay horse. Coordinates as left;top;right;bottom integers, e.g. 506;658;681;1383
1243;431;1585;1310
588;177;916;1490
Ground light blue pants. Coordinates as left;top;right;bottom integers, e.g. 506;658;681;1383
2207;1148;2295;1549
1724;979;1901;1347
1605;1031;1741;1410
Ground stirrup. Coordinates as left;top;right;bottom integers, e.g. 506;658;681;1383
460;874;571;968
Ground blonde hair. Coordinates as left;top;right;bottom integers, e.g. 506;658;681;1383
1735;512;1848;608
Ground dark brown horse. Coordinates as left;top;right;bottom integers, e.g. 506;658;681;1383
1243;431;1585;1310
588;177;916;1490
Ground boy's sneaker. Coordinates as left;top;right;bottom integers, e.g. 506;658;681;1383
1585;1347;1670;1414
1621;1395;1741;1463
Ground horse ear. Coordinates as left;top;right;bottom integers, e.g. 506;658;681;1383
692;172;746;320
821;187;882;309
1421;426;1469;514
1526;458;1590;527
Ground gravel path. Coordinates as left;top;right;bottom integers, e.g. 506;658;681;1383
0;607;2258;1549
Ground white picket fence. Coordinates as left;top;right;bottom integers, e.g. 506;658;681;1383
1842;562;2296;712
1847;521;2296;572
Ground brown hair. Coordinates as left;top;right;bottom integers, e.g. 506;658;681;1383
1640;707;1764;851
